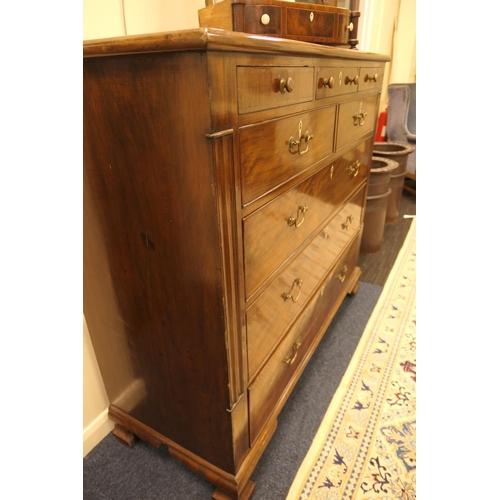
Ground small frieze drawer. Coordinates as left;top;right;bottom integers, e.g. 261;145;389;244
244;6;282;35
237;66;314;115
336;94;378;151
316;66;360;99
358;67;383;91
286;8;335;39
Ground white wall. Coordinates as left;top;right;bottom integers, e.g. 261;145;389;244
361;0;416;112
83;0;205;40
82;0;416;457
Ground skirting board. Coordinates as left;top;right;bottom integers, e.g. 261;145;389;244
83;408;114;457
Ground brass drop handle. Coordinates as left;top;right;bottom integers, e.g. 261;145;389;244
283;278;303;303
365;73;378;82
353;110;367;126
341;215;353;230
283;341;302;365
289;119;314;155
345;75;359;86
347;161;361;178
336;265;348;283
322;76;334;88
280;77;294;94
287;205;308;228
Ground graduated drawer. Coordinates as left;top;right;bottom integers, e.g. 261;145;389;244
240;106;336;206
243;137;371;299
358;67;383;91
246;185;366;379
237;66;314;115
316;66;359;99
336;94;378;151
248;231;362;445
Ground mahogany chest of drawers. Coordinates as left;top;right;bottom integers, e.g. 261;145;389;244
83;28;389;499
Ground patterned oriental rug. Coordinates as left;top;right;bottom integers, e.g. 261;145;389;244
287;218;416;500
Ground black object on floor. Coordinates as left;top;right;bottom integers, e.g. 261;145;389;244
84;282;383;500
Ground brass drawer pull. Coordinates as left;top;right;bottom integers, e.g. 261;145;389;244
322;76;335;89
283;278;303;303
347;160;361;178
341;215;353;230
336;265;348;283
346;22;354;31
345;75;359;86
353;101;367;126
353;111;368;126
365;73;378;82
289;119;314;155
279;77;294;94
283;341;302;365
287;204;308;228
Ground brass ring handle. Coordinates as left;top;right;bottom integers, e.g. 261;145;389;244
347;161;361;178
287;205;308;228
341;215;353;230
283;278;303;303
345;75;359;86
336;265;348;283
365;73;378;82
283;342;302;365
280;77;294;94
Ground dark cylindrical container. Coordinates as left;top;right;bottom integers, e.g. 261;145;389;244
372;141;416;175
385;171;406;225
368;156;399;196
360;189;392;255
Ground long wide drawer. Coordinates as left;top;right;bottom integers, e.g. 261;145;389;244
336;94;378;151
243;137;372;299
240;106;336;206
248;231;362;445
246;184;366;379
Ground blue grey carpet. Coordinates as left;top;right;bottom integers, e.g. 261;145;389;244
84;281;382;500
